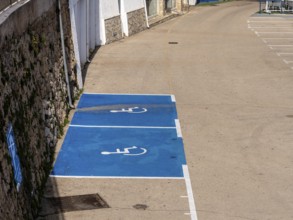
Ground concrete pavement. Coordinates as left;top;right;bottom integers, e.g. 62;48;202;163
41;1;293;219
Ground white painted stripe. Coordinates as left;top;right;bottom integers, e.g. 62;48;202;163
256;32;293;34
175;119;182;138
183;165;198;220
277;52;293;56
262;38;293;40
70;124;176;129
268;45;293;47
249;27;293;29
283;59;293;64
181;195;188;198
248;17;284;19
248;21;293;23
171;95;176;102
50;175;184;180
83;92;174;97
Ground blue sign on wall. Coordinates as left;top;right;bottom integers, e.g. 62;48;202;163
6;124;23;191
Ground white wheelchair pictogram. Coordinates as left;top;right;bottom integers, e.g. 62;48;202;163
101;146;147;156
110;107;147;114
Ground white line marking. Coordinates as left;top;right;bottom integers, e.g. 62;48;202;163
257;32;293;34
175;119;182;138
70;124;176;129
262;38;293;40
83;92;174;97
248;17;284;19
249;27;293;29
50;175;184;179
268;45;293;47
183;165;198;220
277;52;293;56
171;95;176;102
247;21;293;23
283;59;293;64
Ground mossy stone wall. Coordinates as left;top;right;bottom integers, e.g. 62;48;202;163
0;0;78;219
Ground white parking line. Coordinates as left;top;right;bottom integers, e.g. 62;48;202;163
248;20;293;23
277;52;293;56
268;45;293;47
175;119;183;138
262;38;293;40
262;38;293;43
50;175;184;179
269;45;293;50
256;32;293;34
183;165;198;220
249;27;293;29
70;124;176;129
283;59;293;64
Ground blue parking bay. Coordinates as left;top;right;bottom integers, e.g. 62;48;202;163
71;94;177;127
51;127;186;178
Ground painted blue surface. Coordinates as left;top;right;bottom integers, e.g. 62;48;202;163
71;94;177;127
52;127;186;177
6;124;23;191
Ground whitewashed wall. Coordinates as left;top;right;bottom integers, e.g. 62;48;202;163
101;0;120;19
124;0;145;13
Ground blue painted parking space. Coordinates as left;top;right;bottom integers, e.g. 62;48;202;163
71;94;177;127
51;127;186;178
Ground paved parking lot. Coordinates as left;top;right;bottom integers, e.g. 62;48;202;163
42;2;293;220
248;15;293;67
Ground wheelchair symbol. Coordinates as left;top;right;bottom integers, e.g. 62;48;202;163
110;107;147;114
101;146;147;156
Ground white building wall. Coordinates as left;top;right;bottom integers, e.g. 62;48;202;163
188;0;197;5
124;0;145;12
102;0;120;19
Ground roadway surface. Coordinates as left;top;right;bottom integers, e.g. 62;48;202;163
43;1;293;219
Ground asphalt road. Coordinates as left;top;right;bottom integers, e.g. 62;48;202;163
44;1;293;219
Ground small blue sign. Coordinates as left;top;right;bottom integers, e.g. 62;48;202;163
6;124;23;191
71;94;177;127
52;127;186;178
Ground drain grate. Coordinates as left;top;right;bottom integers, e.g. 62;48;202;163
39;193;109;217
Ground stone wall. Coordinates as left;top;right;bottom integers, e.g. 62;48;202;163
104;15;123;44
127;8;147;36
0;0;78;219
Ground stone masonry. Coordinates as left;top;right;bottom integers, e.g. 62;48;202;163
127;8;148;36
105;16;123;44
0;0;78;219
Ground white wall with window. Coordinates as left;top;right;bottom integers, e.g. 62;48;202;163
146;0;158;17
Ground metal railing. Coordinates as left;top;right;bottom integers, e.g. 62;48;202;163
0;0;21;13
